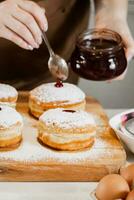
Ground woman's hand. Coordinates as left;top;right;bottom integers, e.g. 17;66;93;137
95;0;134;80
0;0;48;50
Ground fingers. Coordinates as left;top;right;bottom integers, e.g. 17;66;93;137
0;0;48;50
119;25;134;62
18;0;48;31
124;38;134;62
126;45;134;62
5;15;39;48
0;25;33;50
12;6;42;45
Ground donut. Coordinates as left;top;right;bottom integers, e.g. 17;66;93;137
0;83;18;108
38;108;96;151
29;82;86;118
0;105;23;151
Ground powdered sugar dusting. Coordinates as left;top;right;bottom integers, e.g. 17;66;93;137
0;83;17;99
30;83;85;104
40;108;95;129
0;115;115;163
0;105;23;128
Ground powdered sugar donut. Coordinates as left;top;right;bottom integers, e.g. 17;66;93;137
29;82;86;118
38;108;96;151
0;105;23;151
0;83;18;108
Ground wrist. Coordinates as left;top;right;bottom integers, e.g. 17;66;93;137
95;0;128;21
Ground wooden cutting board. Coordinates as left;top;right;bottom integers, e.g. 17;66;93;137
0;92;126;181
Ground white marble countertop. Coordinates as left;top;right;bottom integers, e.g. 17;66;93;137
0;109;133;200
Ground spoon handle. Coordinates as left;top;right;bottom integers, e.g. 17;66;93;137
42;31;54;56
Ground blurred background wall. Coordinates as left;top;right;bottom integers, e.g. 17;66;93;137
78;0;134;108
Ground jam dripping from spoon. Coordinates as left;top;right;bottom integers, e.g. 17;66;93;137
54;79;63;87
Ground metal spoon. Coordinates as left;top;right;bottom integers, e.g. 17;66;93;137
42;31;69;81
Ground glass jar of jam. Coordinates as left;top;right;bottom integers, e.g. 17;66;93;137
70;29;127;81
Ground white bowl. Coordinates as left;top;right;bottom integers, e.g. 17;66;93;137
109;109;134;153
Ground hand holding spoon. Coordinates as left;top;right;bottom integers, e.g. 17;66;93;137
42;31;69;81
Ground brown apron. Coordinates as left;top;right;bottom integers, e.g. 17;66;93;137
0;0;90;90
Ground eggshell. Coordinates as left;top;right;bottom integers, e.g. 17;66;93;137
120;164;134;188
95;174;130;200
126;189;134;200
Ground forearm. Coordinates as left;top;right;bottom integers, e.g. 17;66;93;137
95;0;128;20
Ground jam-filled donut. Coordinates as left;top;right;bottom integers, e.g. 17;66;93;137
38;108;96;151
29;82;86;118
0;83;18;107
0;105;23;151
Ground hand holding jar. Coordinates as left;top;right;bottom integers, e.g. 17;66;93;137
70;29;127;81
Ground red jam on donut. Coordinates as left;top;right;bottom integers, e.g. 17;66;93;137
63;110;76;113
54;79;63;88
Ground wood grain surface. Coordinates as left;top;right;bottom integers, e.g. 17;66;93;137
0;92;126;182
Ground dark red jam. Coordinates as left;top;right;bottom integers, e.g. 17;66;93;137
0;107;1;111
121;112;134;125
70;29;127;81
54;79;63;87
63;110;76;113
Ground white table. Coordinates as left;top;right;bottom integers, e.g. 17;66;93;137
0;109;133;200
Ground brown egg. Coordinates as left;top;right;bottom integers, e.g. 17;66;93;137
95;174;130;200
126;189;134;200
120;164;134;188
